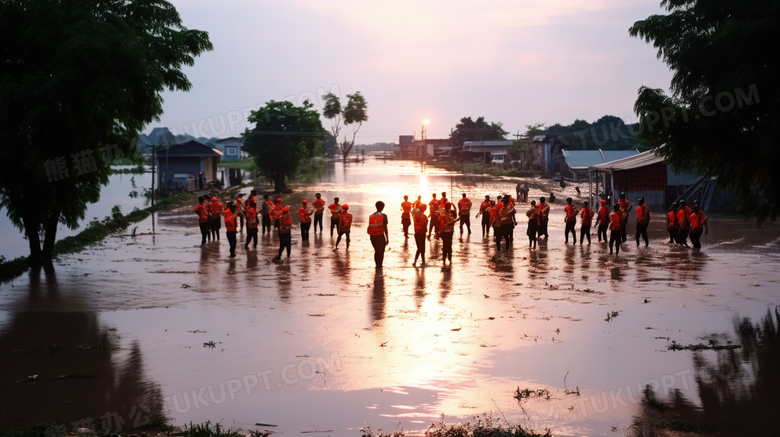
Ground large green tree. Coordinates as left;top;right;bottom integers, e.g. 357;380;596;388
321;91;369;161
630;0;779;221
242;100;326;193
451;116;508;149
0;0;212;263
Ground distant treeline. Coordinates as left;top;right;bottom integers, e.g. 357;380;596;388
543;115;650;151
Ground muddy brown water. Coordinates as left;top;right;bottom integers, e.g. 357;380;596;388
1;159;779;436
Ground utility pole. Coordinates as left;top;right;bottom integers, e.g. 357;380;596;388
151;144;157;234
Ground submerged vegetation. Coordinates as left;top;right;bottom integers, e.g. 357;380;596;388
361;415;551;437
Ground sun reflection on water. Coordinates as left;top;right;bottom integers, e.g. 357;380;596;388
419;164;428;198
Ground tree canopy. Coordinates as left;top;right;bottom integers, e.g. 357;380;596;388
546;116;647;150
630;0;779;221
242;100;326;192
321;91;368;160
0;0;213;263
451;116;508;148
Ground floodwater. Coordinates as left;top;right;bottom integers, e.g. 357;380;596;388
0;166;249;260
1;158;779;436
0;170;154;260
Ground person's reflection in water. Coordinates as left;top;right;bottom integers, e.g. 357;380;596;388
563;245;575;275
370;270;385;323
527;248;548;280
332;250;351;286
245;249;258;280
634;248;650;283
609;264;624;283
227;253;237;275
439;266;453;303
627;307;780;437
276;261;292;301
579;244;591;281
414;267;426;309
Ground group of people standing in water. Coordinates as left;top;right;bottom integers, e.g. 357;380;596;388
194;188;709;264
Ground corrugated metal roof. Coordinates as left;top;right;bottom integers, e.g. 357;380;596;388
562;150;607;169
589;150;663;171
602;149;640;162
463;141;514;147
562;149;641;170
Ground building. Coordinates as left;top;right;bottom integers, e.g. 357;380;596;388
154;140;221;192
587;150;702;207
215;137;245;161
561;149;640;180
533;134;571;174
462;140;514;164
397;135;452;160
397;135;415;159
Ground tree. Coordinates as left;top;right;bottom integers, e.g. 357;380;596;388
523;123;547;138
0;0;212;263
630;0;780;221
321;91;369;160
242;100;325;193
451;116;508;149
546;116;645;150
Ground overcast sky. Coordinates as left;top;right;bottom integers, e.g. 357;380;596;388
151;0;673;143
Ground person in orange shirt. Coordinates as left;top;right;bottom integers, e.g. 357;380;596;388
222;203;238;257
299;200;313;241
427;193;439;239
594;199;609;242
235;196;244;232
476;195;491;237
617;192;632;243
209;196;224;241
458;193;472;235
335;204;353;250
203;196;213;242
273;206;293;261
667;203;679;244
367;201;389;269
676;199;691;247
244;200;259;249
328;197;341;237
526;200;540;248
312;193;325;233
439;202;460;263
195;196;210;245
693;200;709;235
688;206;702;249
270;198;284;231
400;195;413;238
537;197;550;239
609;204;623;255
563;197;578;244
413;195;423;210
412;204;429;265
261;195;273;235
690;201;708;249
495;195;514;251
579;201;594;245
634;197;650;247
490;196;506;250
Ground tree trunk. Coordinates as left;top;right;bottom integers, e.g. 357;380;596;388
274;174;287;193
23;216;42;264
41;210;60;259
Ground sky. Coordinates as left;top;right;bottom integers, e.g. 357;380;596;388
151;0;673;143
